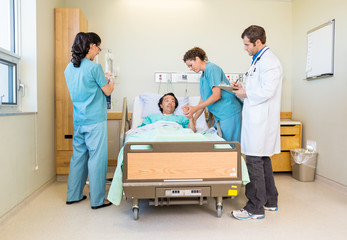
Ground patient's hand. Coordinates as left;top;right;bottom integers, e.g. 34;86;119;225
182;105;196;119
182;105;189;114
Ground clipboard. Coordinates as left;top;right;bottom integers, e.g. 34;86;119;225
215;86;239;93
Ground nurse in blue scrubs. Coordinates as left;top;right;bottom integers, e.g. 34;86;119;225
64;32;114;209
183;47;242;142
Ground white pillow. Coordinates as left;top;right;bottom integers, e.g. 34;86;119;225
139;93;189;118
132;94;208;132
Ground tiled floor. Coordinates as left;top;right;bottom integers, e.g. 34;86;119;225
0;173;346;240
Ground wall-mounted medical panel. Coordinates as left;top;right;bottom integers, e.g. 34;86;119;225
155;72;245;84
225;73;246;83
155;72;202;83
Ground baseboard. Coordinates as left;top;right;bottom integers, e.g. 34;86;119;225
0;176;56;225
316;174;347;194
56;174;68;182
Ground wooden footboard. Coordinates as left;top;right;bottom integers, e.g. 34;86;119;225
123;141;241;182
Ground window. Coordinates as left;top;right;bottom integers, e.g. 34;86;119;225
0;0;21;111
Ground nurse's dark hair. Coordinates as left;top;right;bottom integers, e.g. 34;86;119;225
241;25;266;45
71;32;101;67
183;47;208;62
158;92;178;113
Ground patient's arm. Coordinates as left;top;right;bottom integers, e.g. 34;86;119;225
188;117;196;132
182;106;197;132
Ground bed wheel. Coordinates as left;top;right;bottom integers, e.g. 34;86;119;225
216;205;222;218
133;207;139;220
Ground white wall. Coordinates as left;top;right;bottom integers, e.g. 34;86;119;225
0;0;65;218
66;0;293;112
20;0;38;111
292;0;347;186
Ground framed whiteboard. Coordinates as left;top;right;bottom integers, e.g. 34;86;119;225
305;19;335;79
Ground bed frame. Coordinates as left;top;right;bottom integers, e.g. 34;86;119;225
119;97;241;220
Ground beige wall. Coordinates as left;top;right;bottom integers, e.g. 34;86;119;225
292;0;347;185
66;0;293;112
0;0;64;217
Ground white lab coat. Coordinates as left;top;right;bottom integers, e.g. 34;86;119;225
241;49;282;156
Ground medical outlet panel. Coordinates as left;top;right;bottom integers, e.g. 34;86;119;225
155;72;245;83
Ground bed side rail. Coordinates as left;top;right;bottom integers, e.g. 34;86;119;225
119;97;129;149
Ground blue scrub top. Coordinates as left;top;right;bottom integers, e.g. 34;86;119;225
139;113;189;128
65;58;108;126
200;62;242;121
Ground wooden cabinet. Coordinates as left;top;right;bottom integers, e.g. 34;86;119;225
55;8;88;174
271;121;302;172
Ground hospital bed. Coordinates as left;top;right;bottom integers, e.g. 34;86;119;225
114;94;245;220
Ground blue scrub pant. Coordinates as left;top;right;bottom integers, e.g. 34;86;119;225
218;113;242;142
67;121;108;207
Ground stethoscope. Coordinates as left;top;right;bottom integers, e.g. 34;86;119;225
245;46;269;77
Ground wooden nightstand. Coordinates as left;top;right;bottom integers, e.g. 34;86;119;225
271;120;302;172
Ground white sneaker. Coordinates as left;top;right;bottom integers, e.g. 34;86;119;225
232;209;265;220
263;206;278;211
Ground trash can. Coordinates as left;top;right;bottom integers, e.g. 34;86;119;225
290;149;318;182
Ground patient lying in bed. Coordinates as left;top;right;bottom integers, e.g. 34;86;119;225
138;92;196;132
107;93;250;205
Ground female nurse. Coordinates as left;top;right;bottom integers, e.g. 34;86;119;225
183;47;242;141
64;32;114;209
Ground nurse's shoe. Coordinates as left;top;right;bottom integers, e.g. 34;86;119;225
232;209;265;220
66;195;87;205
91;200;112;209
264;206;278;211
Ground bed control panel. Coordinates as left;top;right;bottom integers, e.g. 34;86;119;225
166;189;201;196
156;187;211;198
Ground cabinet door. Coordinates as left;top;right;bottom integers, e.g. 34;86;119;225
55;9;88;151
271;152;291;172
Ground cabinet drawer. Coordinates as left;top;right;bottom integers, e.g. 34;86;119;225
281;135;301;150
56;150;73;167
280;125;301;135
271;152;291;172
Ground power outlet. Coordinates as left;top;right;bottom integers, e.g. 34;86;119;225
306;140;317;151
155;72;169;82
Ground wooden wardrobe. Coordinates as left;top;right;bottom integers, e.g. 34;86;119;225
54;8;88;174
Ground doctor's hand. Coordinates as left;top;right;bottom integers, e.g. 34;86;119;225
232;85;247;99
231;81;242;89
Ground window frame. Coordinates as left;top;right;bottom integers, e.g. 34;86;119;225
0;0;22;113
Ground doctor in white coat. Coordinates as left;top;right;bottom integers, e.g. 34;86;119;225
231;25;282;220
